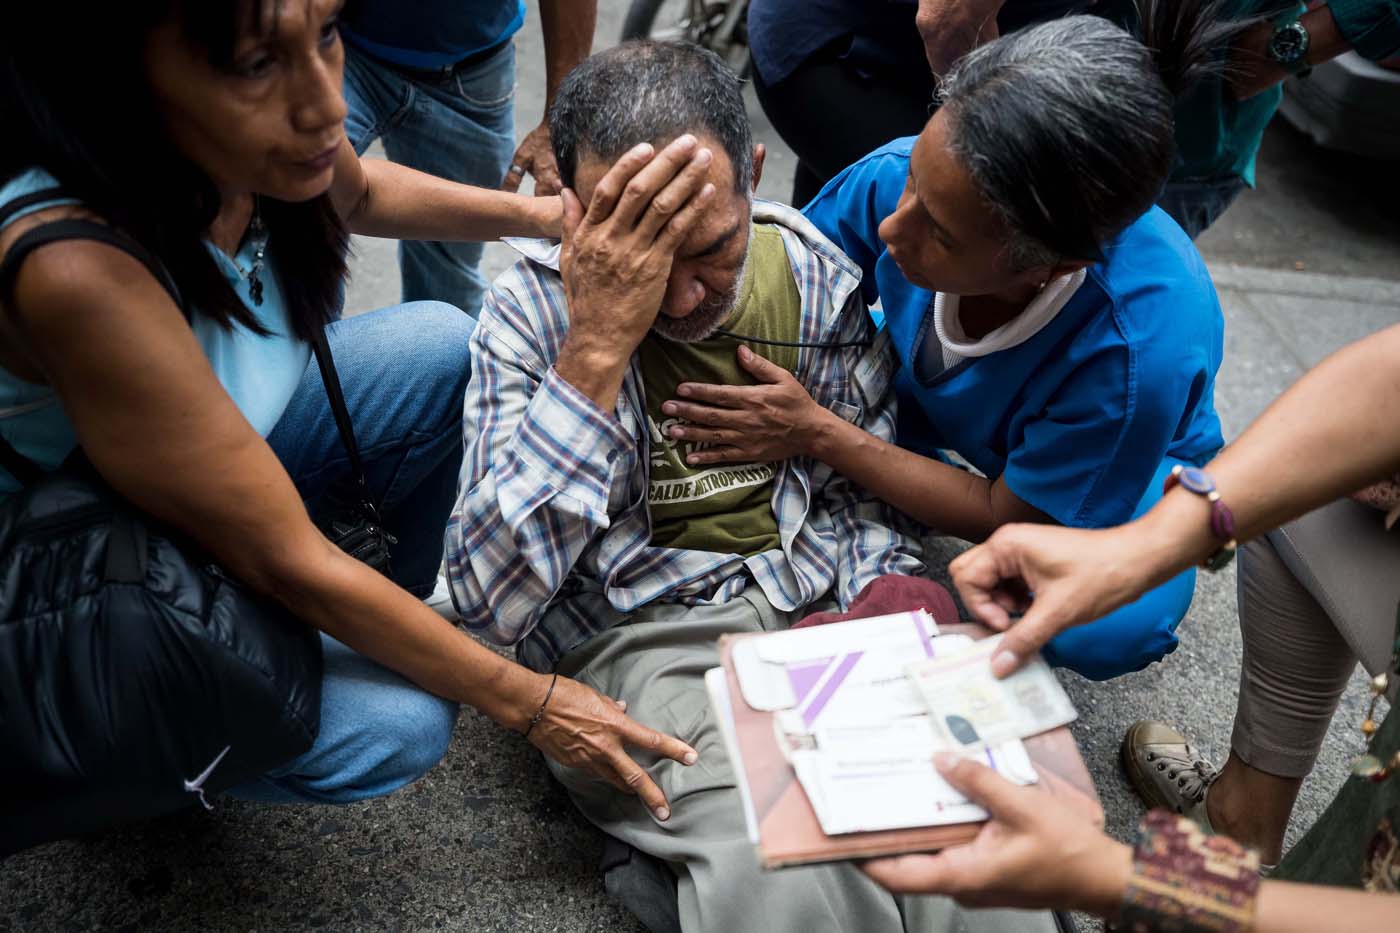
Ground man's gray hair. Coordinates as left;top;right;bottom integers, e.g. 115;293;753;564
549;40;753;194
938;0;1254;268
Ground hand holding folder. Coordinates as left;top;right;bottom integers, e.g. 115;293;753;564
705;577;1101;869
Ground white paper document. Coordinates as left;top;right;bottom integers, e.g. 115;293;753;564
727;613;1070;837
906;634;1078;752
792;735;1038;835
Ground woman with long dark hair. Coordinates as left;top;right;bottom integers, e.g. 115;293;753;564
0;0;699;853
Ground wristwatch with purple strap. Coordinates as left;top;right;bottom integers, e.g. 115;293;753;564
1162;465;1238;572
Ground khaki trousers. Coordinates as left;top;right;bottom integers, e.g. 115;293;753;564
544;588;1057;933
1233;499;1400;779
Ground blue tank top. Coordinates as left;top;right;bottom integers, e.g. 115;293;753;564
0;168;311;494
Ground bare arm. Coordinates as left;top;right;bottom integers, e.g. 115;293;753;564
2;231;694;806
664;349;1050;541
950;322;1400;673
807;405;1052;541
329;139;562;240
502;0;597;194
1255;881;1400;932
539;0;596;103
1230;4;1352;101
862;756;1400;931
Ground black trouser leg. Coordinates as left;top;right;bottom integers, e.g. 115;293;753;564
752;56;935;207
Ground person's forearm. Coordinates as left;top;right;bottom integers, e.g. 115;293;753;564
1200;322;1400;540
267;535;542;732
915;0;1005;74
1231;4;1349;100
347;158;557;240
1127;323;1400;587
1078;861;1400;930
1253;880;1400;932
555;336;633;411
810;412;1012;542
539;0;596;106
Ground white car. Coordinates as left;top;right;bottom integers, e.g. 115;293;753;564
1280;51;1400;159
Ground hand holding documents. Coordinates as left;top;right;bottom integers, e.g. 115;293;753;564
707;610;1101;868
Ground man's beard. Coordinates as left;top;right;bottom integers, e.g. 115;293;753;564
650;240;751;344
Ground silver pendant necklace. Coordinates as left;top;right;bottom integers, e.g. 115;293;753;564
246;196;269;307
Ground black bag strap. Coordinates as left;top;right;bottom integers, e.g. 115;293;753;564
0;185;75;228
0;218;185;314
0;203;188;487
0;186;182;308
307;324;381;516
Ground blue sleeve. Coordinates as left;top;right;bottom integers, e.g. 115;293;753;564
1004;215;1225;529
802;142;913;307
1001;337;1197;530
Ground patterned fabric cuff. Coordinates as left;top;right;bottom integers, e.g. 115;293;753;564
511;366;632;518
1119;810;1261;932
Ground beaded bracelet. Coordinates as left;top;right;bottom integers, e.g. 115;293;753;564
1119;810;1261;933
1163;465;1238;572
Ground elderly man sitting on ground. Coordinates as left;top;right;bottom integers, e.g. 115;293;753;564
444;40;1058;933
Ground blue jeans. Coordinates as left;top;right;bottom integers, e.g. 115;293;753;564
1157;175;1248;240
229;301;473;803
343;41;517;316
1041;458;1197;681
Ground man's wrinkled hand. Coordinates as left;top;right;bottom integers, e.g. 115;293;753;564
554;134;717;406
661;345;829;464
503;123;563;195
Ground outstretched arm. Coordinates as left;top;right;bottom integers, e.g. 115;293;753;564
329;139;562;241
1230;1;1400;101
862;756;1400;931
662;350;1051;542
951;322;1400;675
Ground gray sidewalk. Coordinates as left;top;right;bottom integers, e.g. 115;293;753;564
4;4;1399;931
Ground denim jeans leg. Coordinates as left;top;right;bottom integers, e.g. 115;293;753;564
227;632;458;804
266;300;474;595
342;46;415;155
379;42;518;315
1157;176;1249;239
232;301;473;804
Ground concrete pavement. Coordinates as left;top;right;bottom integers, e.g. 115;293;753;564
3;3;1399;930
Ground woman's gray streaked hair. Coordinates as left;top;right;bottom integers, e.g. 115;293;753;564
938;0;1263;269
549;40;753;195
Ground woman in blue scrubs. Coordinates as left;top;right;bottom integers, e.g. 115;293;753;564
660;2;1238;680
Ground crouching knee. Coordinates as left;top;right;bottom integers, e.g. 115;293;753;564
350;689;459;798
1041;568;1196;681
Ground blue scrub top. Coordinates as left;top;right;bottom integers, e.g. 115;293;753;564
803;138;1225;529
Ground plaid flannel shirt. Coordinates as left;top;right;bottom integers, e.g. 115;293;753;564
445;199;925;672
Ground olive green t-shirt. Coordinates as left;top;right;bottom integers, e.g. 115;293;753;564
639;223;800;557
